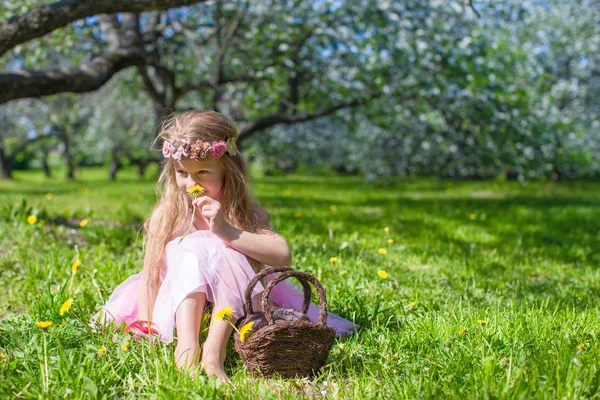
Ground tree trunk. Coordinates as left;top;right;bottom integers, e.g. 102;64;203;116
58;127;76;181
0;146;12;179
109;149;120;181
42;151;51;178
137;159;149;180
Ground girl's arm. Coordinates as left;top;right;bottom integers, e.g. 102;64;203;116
216;204;292;267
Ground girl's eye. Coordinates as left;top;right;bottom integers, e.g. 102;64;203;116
177;170;187;175
198;170;209;174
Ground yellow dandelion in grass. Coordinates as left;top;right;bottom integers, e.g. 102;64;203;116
294;212;302;219
578;343;585;350
282;189;292;197
377;270;388;279
59;298;73;316
329;257;338;263
408;301;417;308
387;239;394;244
458;328;467;335
477;319;486;325
0;352;5;359
79;219;89;228
36;321;52;329
469;214;477;220
186;185;205;197
27;215;37;225
561;264;567;270
71;259;82;275
378;248;387;255
239;321;254;342
384;227;390;233
330;205;337;212
121;341;130;351
45;193;53;200
215;307;235;322
98;346;107;354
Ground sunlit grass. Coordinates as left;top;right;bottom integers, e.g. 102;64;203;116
1;167;599;398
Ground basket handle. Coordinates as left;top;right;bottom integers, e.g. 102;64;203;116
244;267;311;316
261;270;329;326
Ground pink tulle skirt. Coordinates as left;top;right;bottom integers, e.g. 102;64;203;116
94;229;358;343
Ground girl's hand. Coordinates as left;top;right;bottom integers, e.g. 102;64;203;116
192;196;230;235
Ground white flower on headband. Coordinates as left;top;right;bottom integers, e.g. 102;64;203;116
162;138;237;161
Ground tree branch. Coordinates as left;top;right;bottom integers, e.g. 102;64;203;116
0;0;207;57
0;48;146;104
239;92;382;141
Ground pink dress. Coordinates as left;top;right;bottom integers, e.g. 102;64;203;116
94;219;358;343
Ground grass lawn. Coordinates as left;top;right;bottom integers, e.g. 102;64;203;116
1;167;599;398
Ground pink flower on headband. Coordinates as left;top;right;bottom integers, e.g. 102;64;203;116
162;141;171;157
211;141;227;158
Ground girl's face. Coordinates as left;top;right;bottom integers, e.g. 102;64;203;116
174;157;225;202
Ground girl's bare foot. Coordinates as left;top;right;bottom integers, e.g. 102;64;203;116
175;344;200;370
201;358;230;383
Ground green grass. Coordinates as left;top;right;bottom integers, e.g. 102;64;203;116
1;167;599;399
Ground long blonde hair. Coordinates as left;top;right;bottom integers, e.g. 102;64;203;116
143;110;264;304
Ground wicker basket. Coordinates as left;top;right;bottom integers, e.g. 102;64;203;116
233;267;336;378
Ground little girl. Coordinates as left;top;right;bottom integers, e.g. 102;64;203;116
94;110;357;381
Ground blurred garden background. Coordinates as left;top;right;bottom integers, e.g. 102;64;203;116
1;0;600;398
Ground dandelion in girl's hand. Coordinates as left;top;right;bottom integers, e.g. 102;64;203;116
98;346;107;354
186;185;205;197
215;307;235;322
239;321;254;342
59;298;73;316
79;219;89;228
27;215;37;225
179;185;206;244
377;270;388;279
378;248;387;255
36;321;52;329
71;259;82;275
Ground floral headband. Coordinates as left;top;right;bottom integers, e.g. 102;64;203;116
162;137;237;161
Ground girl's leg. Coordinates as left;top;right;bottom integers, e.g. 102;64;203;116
200;310;234;382
174;292;206;370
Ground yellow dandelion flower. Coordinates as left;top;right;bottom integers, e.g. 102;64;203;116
71;259;82;275
458;328;467;335
578;343;585;350
186;185;205;196
122;341;130;351
45;193;53;200
384;227;390;233
477;319;486;325
0;352;5;359
408;301;417;308
282;190;292;197
294;212;302;219
377;270;388;279
36;321;52;329
27;215;37;225
378;248;387;255
469;214;477;220
215;307;235;321
329;257;338;263
98;346;107;354
387;238;394;244
79;219;89;228
59;298;73;316
561;264;567;270
239;321;254;342
330;205;337;212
